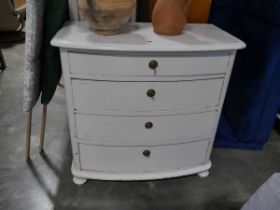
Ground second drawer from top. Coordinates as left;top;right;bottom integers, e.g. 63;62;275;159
72;78;224;114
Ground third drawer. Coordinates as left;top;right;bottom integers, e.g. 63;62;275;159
75;111;217;145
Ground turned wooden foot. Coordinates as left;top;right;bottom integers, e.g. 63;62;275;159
73;176;87;185
198;171;209;178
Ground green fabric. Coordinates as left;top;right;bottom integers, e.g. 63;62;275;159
40;0;69;104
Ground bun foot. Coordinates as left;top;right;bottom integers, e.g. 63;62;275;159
198;171;209;178
73;176;87;185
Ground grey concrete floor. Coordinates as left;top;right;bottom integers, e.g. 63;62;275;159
0;43;280;210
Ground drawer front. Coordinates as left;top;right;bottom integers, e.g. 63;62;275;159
79;140;209;173
75;112;216;144
68;52;229;77
72;79;223;113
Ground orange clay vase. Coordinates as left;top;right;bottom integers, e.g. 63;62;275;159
152;0;191;36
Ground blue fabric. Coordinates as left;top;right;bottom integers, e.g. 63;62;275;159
245;0;280;25
210;0;280;149
211;0;245;7
209;0;246;36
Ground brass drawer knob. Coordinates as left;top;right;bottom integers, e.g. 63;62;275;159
143;150;151;157
145;121;153;129
149;60;158;70
147;89;156;98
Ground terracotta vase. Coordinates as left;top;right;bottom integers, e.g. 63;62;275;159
152;0;191;36
78;0;136;35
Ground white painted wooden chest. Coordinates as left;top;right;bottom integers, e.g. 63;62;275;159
52;22;245;185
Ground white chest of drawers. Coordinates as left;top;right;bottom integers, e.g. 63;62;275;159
52;22;245;185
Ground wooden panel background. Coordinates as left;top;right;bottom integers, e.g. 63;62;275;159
68;0;212;23
14;0;26;8
149;0;212;23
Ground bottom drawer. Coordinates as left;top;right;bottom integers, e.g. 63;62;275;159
79;140;209;173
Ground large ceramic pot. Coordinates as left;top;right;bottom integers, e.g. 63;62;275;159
78;0;136;35
152;0;191;36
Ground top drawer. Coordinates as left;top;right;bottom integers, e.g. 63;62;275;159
68;52;230;78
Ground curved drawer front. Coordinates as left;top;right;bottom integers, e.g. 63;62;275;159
79;140;209;173
75;112;216;144
72;79;223;113
68;52;229;77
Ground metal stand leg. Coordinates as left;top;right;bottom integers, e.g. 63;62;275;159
275;111;280;135
0;49;6;70
25;111;32;161
39;105;47;153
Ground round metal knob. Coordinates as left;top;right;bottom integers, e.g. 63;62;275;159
145;122;153;129
147;89;156;98
149;60;158;70
143;150;151;157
